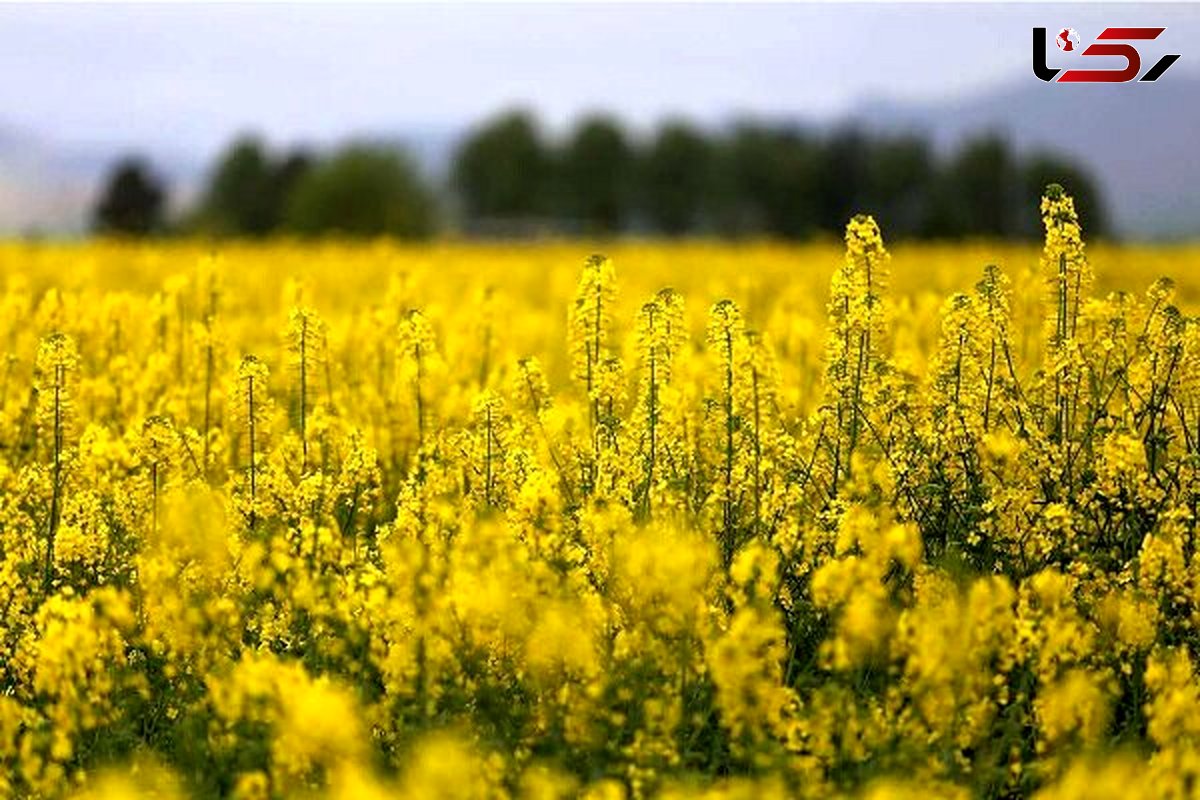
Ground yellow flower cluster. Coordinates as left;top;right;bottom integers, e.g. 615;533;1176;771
2;188;1200;797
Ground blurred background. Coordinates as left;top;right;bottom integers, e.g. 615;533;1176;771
1;2;1197;241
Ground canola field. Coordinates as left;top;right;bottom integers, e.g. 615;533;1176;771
4;188;1200;798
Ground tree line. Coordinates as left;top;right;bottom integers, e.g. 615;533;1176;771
94;109;1108;240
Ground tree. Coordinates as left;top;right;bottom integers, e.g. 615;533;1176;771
639;121;714;235
283;145;436;238
863;135;935;238
714;123;820;238
452;110;552;225
926;135;1019;238
199;136;273;235
559;114;635;233
198;136;313;236
92;157;167;235
813;128;870;233
1021;153;1108;238
271;150;314;221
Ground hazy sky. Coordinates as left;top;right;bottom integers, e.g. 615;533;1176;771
1;3;1197;157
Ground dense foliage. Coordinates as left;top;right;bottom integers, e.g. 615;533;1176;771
93;113;1106;241
3;188;1200;798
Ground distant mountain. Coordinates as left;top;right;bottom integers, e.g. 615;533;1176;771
0;123;92;234
0;124;209;235
847;73;1200;239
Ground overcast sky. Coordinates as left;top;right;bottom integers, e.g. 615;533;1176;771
1;3;1197;158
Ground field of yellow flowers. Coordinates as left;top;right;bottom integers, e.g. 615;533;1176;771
4;187;1200;798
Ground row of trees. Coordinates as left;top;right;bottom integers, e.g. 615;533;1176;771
93;110;1107;239
94;142;435;239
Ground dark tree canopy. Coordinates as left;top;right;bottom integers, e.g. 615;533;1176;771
715;123;820;238
1022;152;1108;238
451;110;552;223
91;109;1110;242
418;110;1114;240
283;145;436;238
812;127;871;234
639;121;715;235
862;135;935;238
201;136;273;235
92;158;167;236
944;135;1020;237
558;114;635;234
197;135;313;237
